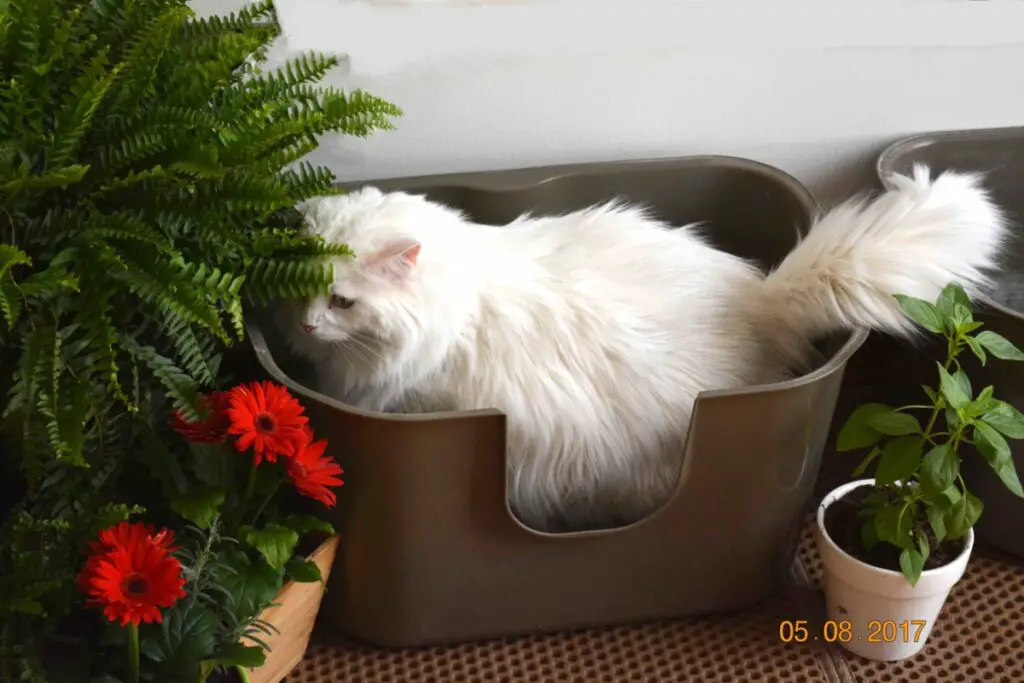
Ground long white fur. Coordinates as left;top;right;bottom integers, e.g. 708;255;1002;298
280;165;1008;532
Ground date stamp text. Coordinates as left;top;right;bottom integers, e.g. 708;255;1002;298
778;619;928;644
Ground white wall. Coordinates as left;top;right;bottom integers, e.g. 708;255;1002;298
192;0;1024;204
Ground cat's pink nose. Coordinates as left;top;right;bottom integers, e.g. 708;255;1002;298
301;323;316;332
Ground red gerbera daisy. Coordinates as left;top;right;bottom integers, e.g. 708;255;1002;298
225;381;309;465
287;430;344;508
169;391;231;443
78;523;186;627
89;521;178;556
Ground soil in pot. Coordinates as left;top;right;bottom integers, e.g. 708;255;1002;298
823;486;966;571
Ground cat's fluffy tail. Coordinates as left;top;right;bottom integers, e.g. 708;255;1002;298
760;164;1009;345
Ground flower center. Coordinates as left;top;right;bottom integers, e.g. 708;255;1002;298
255;412;276;434
121;573;150;598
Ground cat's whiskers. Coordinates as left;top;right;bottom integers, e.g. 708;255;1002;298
335;333;385;369
351;335;387;364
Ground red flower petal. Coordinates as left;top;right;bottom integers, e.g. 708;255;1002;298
78;522;186;627
169;392;231;444
225;381;309;465
287;432;344;508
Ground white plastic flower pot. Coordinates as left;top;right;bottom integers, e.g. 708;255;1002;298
815;478;974;662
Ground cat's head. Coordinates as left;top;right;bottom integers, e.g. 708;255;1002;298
287;187;467;371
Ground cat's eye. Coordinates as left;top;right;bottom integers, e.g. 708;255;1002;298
330;294;356;310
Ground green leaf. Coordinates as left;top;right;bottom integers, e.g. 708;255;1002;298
899;548;926;586
836;403;894;452
143;605;219;670
208;643;267;668
976;385;995;410
170;487;225;529
866;410;921;437
215;549;283;621
188;443;228;486
916;529;931;563
875;436;924;486
944;491;983;540
927;502;948;543
975;422;1012;465
921;444;958;491
920;443;959;495
952;370;972;406
938;363;970;410
974;423;1024;498
895;294;944;333
963;388;996;422
976;331;1024;361
285;556;323;583
943;485;963;506
945;405;961;431
965;336;988;366
851;447;882;477
282;514;336;536
936;282;972;321
874;502;915;550
241;523;300;571
951;303;974;330
981;400;1024;439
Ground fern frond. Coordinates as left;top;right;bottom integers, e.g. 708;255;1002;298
116;256;229;343
72;261;131;408
0;244;31;327
120;336;199;418
49;49;121;168
235;51;340;104
105;105;219;139
25;320;77;468
185;263;245;341
278;161;336;200
96;130;169;171
194;172;295;215
82;210;176;253
97;165;175;193
245;257;337;305
177;0;276;46
1;164;90;193
107;5;192;117
18;264;80;301
157;309;216;387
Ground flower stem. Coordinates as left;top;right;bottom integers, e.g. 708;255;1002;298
250;480;282;527
232;460;259;533
128;623;140;683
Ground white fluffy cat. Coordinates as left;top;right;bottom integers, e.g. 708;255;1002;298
280;165;1007;532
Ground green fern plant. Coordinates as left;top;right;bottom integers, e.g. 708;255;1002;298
0;0;399;678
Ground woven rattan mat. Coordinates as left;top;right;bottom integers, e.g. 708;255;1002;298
287;515;1024;683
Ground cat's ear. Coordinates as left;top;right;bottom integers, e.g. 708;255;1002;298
363;239;421;281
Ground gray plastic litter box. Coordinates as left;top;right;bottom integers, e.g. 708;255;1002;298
245;156;868;647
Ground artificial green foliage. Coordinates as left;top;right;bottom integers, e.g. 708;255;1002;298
836;283;1024;585
0;0;399;678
